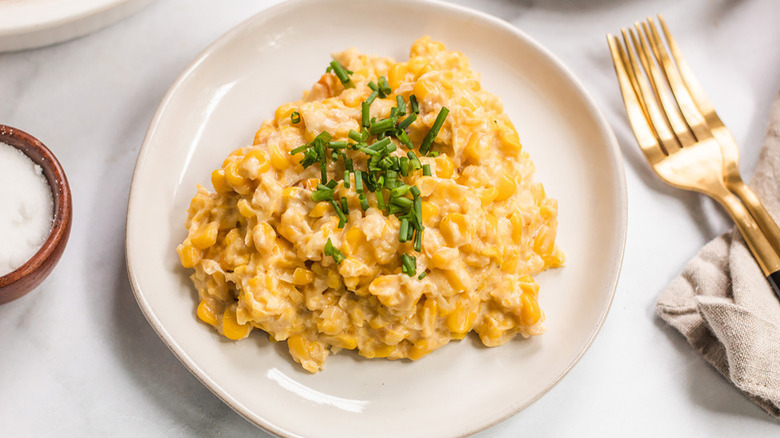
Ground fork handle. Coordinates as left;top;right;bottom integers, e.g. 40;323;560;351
728;180;780;257
717;191;780;300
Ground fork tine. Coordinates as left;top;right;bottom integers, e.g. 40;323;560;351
606;34;666;166
620;28;681;156
632;23;693;151
657;15;718;124
642;17;712;142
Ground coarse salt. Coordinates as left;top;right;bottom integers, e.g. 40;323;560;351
0;141;54;276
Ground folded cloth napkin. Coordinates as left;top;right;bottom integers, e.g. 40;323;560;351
657;92;780;418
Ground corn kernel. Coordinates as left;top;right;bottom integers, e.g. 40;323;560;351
287;334;308;358
224;162;247;187
237;199;255;218
388;63;408;89
292;267;314;285
269;145;290;170
408;339;431;361
463;132;486;162
190;222;218;249
413;76;437;100
434;154;455;179
421;201;439;224
309;202;330;218
479;187;498;206
367;343;395;358
177;243;200;268
407;56;428;76
222;307;251;340
197;300;218;327
327;269;342;289
510;209;524;243
334;334;357;350
241;149;270;177
521;294;542;326
211;169;231;193
447;305;477;334
494;172;516;202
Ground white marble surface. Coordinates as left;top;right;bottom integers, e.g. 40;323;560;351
1;0;779;436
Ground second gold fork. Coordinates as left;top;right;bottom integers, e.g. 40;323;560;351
608;21;780;299
648;16;780;256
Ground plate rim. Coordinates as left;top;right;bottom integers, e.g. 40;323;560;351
125;0;627;436
0;0;155;52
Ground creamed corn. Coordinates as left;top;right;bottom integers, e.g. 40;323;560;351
177;37;564;373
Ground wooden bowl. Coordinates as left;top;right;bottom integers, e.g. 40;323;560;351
0;124;72;304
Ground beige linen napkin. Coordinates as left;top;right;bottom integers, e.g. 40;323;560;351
657;92;780;418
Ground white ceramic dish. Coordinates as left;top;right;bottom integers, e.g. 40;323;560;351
0;0;154;52
126;0;627;436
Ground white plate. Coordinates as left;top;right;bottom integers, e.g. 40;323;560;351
126;0;626;436
0;0;154;52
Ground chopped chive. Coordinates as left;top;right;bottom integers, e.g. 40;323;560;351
361;91;378;128
414;197;424;230
344;170;351;188
399;218;409;242
422;164;432;176
410;185;421;198
378;156;394;169
324;238;345;264
414;228;423;252
396;129;414;149
377;76;391;97
367;81;378;92
391;185;410;198
420;107;449;155
358;193;369;210
369;117;396;135
410;94;419;114
312;188;334;202
376;189;386;210
330;200;347;228
345;158;354;172
329;140;347;149
348;130;364;142
397;112;417;131
329;60;354;88
367;137;392;151
399;157;409;176
290;111;301;124
354;170;364;193
396;95;407;115
406;151;421;169
401;254;416;276
418;271;427;280
289;144;309;155
406;222;415;241
340;196;349;214
391;196;413;209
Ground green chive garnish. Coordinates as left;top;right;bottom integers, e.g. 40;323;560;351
410;94;419;114
397;113;417;131
422;164;432;176
399;218;409;242
329;60;354;88
290;111;301;124
396;95;407;115
324;238;345;264
419;107;449;155
377;76;391;97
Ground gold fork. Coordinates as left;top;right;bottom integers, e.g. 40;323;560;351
651;16;780;256
607;18;780;298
